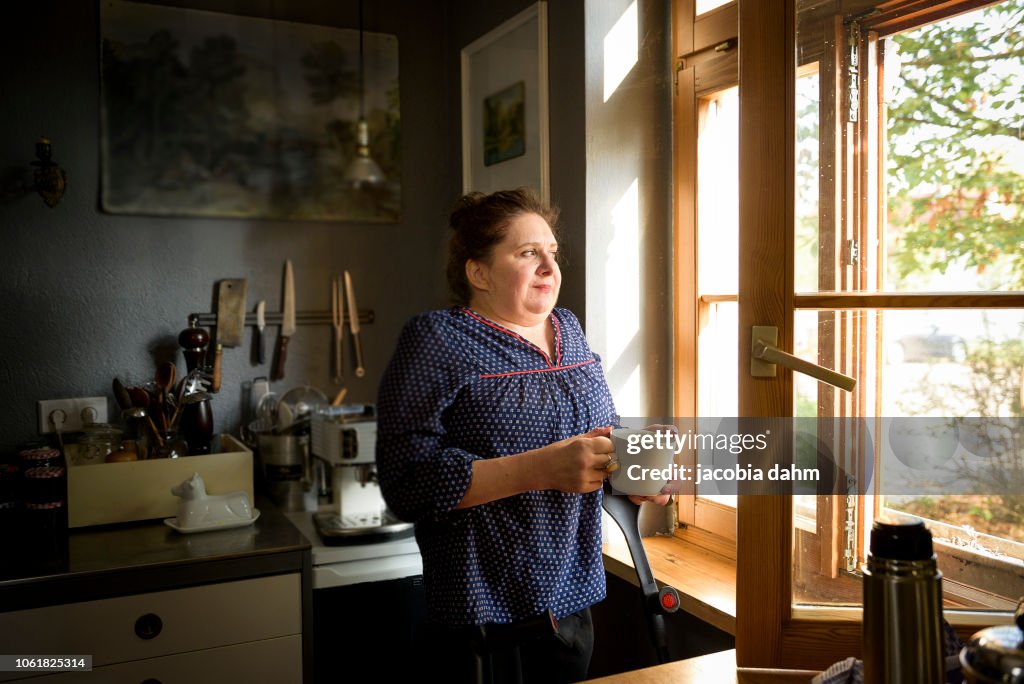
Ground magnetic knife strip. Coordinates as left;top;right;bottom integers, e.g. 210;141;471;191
189;309;374;328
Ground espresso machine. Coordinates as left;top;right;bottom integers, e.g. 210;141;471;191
310;406;413;544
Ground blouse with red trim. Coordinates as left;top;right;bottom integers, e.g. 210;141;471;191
376;306;616;625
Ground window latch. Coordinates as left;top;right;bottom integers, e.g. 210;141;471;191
750;326;857;392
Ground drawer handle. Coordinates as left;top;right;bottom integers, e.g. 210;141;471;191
134;613;163;640
141;680;162;684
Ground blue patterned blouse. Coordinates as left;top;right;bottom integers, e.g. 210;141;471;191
376;306;617;626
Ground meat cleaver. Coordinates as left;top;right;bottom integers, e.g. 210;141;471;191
215;279;248;348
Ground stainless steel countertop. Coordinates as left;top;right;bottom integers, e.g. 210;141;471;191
0;505;311;612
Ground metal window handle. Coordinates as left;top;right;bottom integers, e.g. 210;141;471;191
750;325;857;392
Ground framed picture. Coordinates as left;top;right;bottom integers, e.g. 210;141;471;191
99;0;401;222
461;3;549;201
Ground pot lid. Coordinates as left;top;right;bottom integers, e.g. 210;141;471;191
961;598;1024;682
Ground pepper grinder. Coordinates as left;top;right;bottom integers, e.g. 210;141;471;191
180;395;214;456
178;319;214;454
179;318;211;374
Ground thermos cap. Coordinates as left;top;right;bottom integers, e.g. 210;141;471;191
869;517;933;561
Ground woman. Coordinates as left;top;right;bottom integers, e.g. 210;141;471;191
376;188;667;683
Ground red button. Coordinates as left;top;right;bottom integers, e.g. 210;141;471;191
661;592;678;610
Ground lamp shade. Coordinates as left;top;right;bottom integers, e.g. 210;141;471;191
344;119;385;187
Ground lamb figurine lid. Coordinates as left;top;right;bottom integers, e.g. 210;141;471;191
166;472;257;533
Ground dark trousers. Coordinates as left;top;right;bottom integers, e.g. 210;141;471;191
421;608;595;684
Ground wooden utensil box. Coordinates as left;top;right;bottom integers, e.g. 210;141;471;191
67;434;254;528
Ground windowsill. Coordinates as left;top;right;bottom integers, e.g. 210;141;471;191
602;529;737;635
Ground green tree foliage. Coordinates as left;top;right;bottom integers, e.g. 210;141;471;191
887;1;1024;288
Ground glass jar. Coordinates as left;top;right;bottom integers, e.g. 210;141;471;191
120;409;151;460
151;429;188;459
74;424;122;466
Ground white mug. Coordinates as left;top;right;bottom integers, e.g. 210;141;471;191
608;428;675;496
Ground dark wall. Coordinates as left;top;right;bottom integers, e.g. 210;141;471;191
0;0;452;453
0;0;589;454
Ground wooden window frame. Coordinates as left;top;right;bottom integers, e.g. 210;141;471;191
735;0;1024;669
673;0;740;554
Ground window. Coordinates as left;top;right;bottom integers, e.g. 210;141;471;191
673;1;739;554
733;0;1024;668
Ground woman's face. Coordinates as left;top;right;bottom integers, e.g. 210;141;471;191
467;212;561;326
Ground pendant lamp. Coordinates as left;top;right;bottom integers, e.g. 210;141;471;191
343;0;385;187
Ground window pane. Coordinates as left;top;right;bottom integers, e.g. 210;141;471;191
697;300;738;510
795;69;820;293
698;87;738;296
696;0;731;17
885;5;1024;293
698;301;737;417
795;1;1024;295
697;86;739;512
792;308;1024;608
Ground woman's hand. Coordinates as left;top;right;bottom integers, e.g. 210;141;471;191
533;426;616;494
456;426;616;508
627;494;672;506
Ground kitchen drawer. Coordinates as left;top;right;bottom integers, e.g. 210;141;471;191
7;635;302;684
0;574;300;677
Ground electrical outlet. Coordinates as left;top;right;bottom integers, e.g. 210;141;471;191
37;397;108;434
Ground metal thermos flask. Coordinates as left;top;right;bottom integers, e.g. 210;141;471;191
862;518;944;683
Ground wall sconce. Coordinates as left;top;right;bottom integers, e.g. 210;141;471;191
32;138;68;208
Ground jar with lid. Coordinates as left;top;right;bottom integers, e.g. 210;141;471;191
17;447;69;567
151;429;188;459
74;423;122;466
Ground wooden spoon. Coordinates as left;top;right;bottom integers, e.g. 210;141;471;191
127;386;150;410
112;377;133;411
155;362;176;432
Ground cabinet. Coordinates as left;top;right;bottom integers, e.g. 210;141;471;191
312;574;426;683
0;574;302;683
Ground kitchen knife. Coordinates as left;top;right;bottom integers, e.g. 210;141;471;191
272;260;296;381
255;300;266;365
344;271;366;378
215;279;248;347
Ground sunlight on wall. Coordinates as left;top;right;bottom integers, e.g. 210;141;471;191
605;177;641;412
603;0;637;103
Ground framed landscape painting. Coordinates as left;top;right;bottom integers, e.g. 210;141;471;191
483;81;526;166
99;0;401;222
